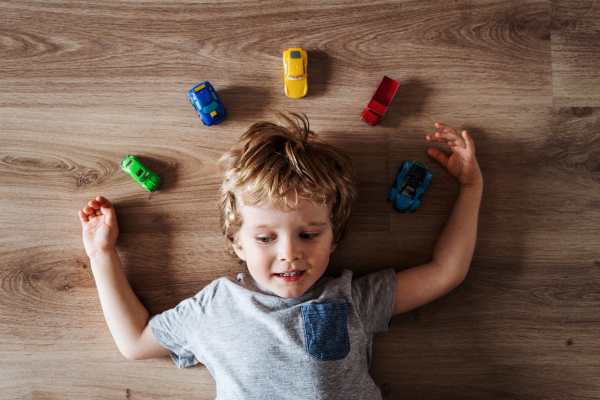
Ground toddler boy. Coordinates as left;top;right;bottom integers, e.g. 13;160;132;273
79;113;482;399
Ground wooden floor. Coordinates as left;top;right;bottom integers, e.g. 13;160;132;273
1;0;599;398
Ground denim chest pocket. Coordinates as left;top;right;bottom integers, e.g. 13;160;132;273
301;303;350;361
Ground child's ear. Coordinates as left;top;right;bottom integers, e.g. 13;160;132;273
232;238;246;261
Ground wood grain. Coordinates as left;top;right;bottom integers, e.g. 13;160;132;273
551;0;600;106
1;0;600;398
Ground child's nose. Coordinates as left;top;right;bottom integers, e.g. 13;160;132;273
278;237;302;262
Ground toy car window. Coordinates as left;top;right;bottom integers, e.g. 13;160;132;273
211;91;217;101
400;166;427;200
400;184;418;199
136;169;144;177
125;160;133;168
290;51;301;59
202;101;218;114
287;76;304;81
140;171;149;182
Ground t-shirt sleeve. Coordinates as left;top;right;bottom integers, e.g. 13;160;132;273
351;268;397;334
149;287;209;368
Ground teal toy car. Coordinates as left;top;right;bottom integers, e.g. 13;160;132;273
121;155;162;192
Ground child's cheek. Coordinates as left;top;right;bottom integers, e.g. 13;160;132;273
254;246;272;271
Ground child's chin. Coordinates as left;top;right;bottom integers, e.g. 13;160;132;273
272;285;308;298
274;289;302;298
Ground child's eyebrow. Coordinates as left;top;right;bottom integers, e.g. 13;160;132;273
250;222;328;230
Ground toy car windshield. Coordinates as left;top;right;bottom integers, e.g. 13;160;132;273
203;102;219;114
368;100;387;116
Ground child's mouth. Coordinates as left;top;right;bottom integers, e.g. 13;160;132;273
274;270;306;282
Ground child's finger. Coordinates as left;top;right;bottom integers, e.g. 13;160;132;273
426;135;461;149
81;207;97;224
435;122;457;134
434;130;460;142
427;148;449;168
426;135;447;143
97;198;114;216
79;210;89;225
462;130;475;152
87;203;100;216
435;123;463;145
85;206;101;218
83;205;94;216
97;196;117;228
97;196;113;208
438;132;467;148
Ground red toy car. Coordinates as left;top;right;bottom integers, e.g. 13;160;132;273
360;76;399;126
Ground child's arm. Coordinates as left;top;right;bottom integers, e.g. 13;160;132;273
79;196;171;360
392;123;483;315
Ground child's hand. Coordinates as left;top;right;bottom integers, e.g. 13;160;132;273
426;122;483;188
78;196;119;259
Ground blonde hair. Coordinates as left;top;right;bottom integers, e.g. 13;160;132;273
217;112;357;249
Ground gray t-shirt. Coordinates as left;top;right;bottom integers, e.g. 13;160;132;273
149;269;397;399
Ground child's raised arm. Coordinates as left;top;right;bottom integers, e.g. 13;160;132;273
79;196;171;360
392;123;483;315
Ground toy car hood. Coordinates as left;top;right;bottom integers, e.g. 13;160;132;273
194;86;213;106
122;156;142;171
286;77;307;98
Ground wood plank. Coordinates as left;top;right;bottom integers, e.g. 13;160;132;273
1;0;599;398
552;0;600;106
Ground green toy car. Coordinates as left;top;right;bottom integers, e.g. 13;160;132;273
120;155;162;192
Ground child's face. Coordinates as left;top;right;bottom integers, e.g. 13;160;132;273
232;198;337;298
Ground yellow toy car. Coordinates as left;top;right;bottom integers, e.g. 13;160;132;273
283;48;307;98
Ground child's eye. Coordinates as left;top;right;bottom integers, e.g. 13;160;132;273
256;237;274;244
299;233;320;240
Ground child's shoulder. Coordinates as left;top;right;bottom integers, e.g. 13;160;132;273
183;275;246;306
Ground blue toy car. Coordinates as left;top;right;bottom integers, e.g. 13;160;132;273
189;81;227;126
388;161;433;213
